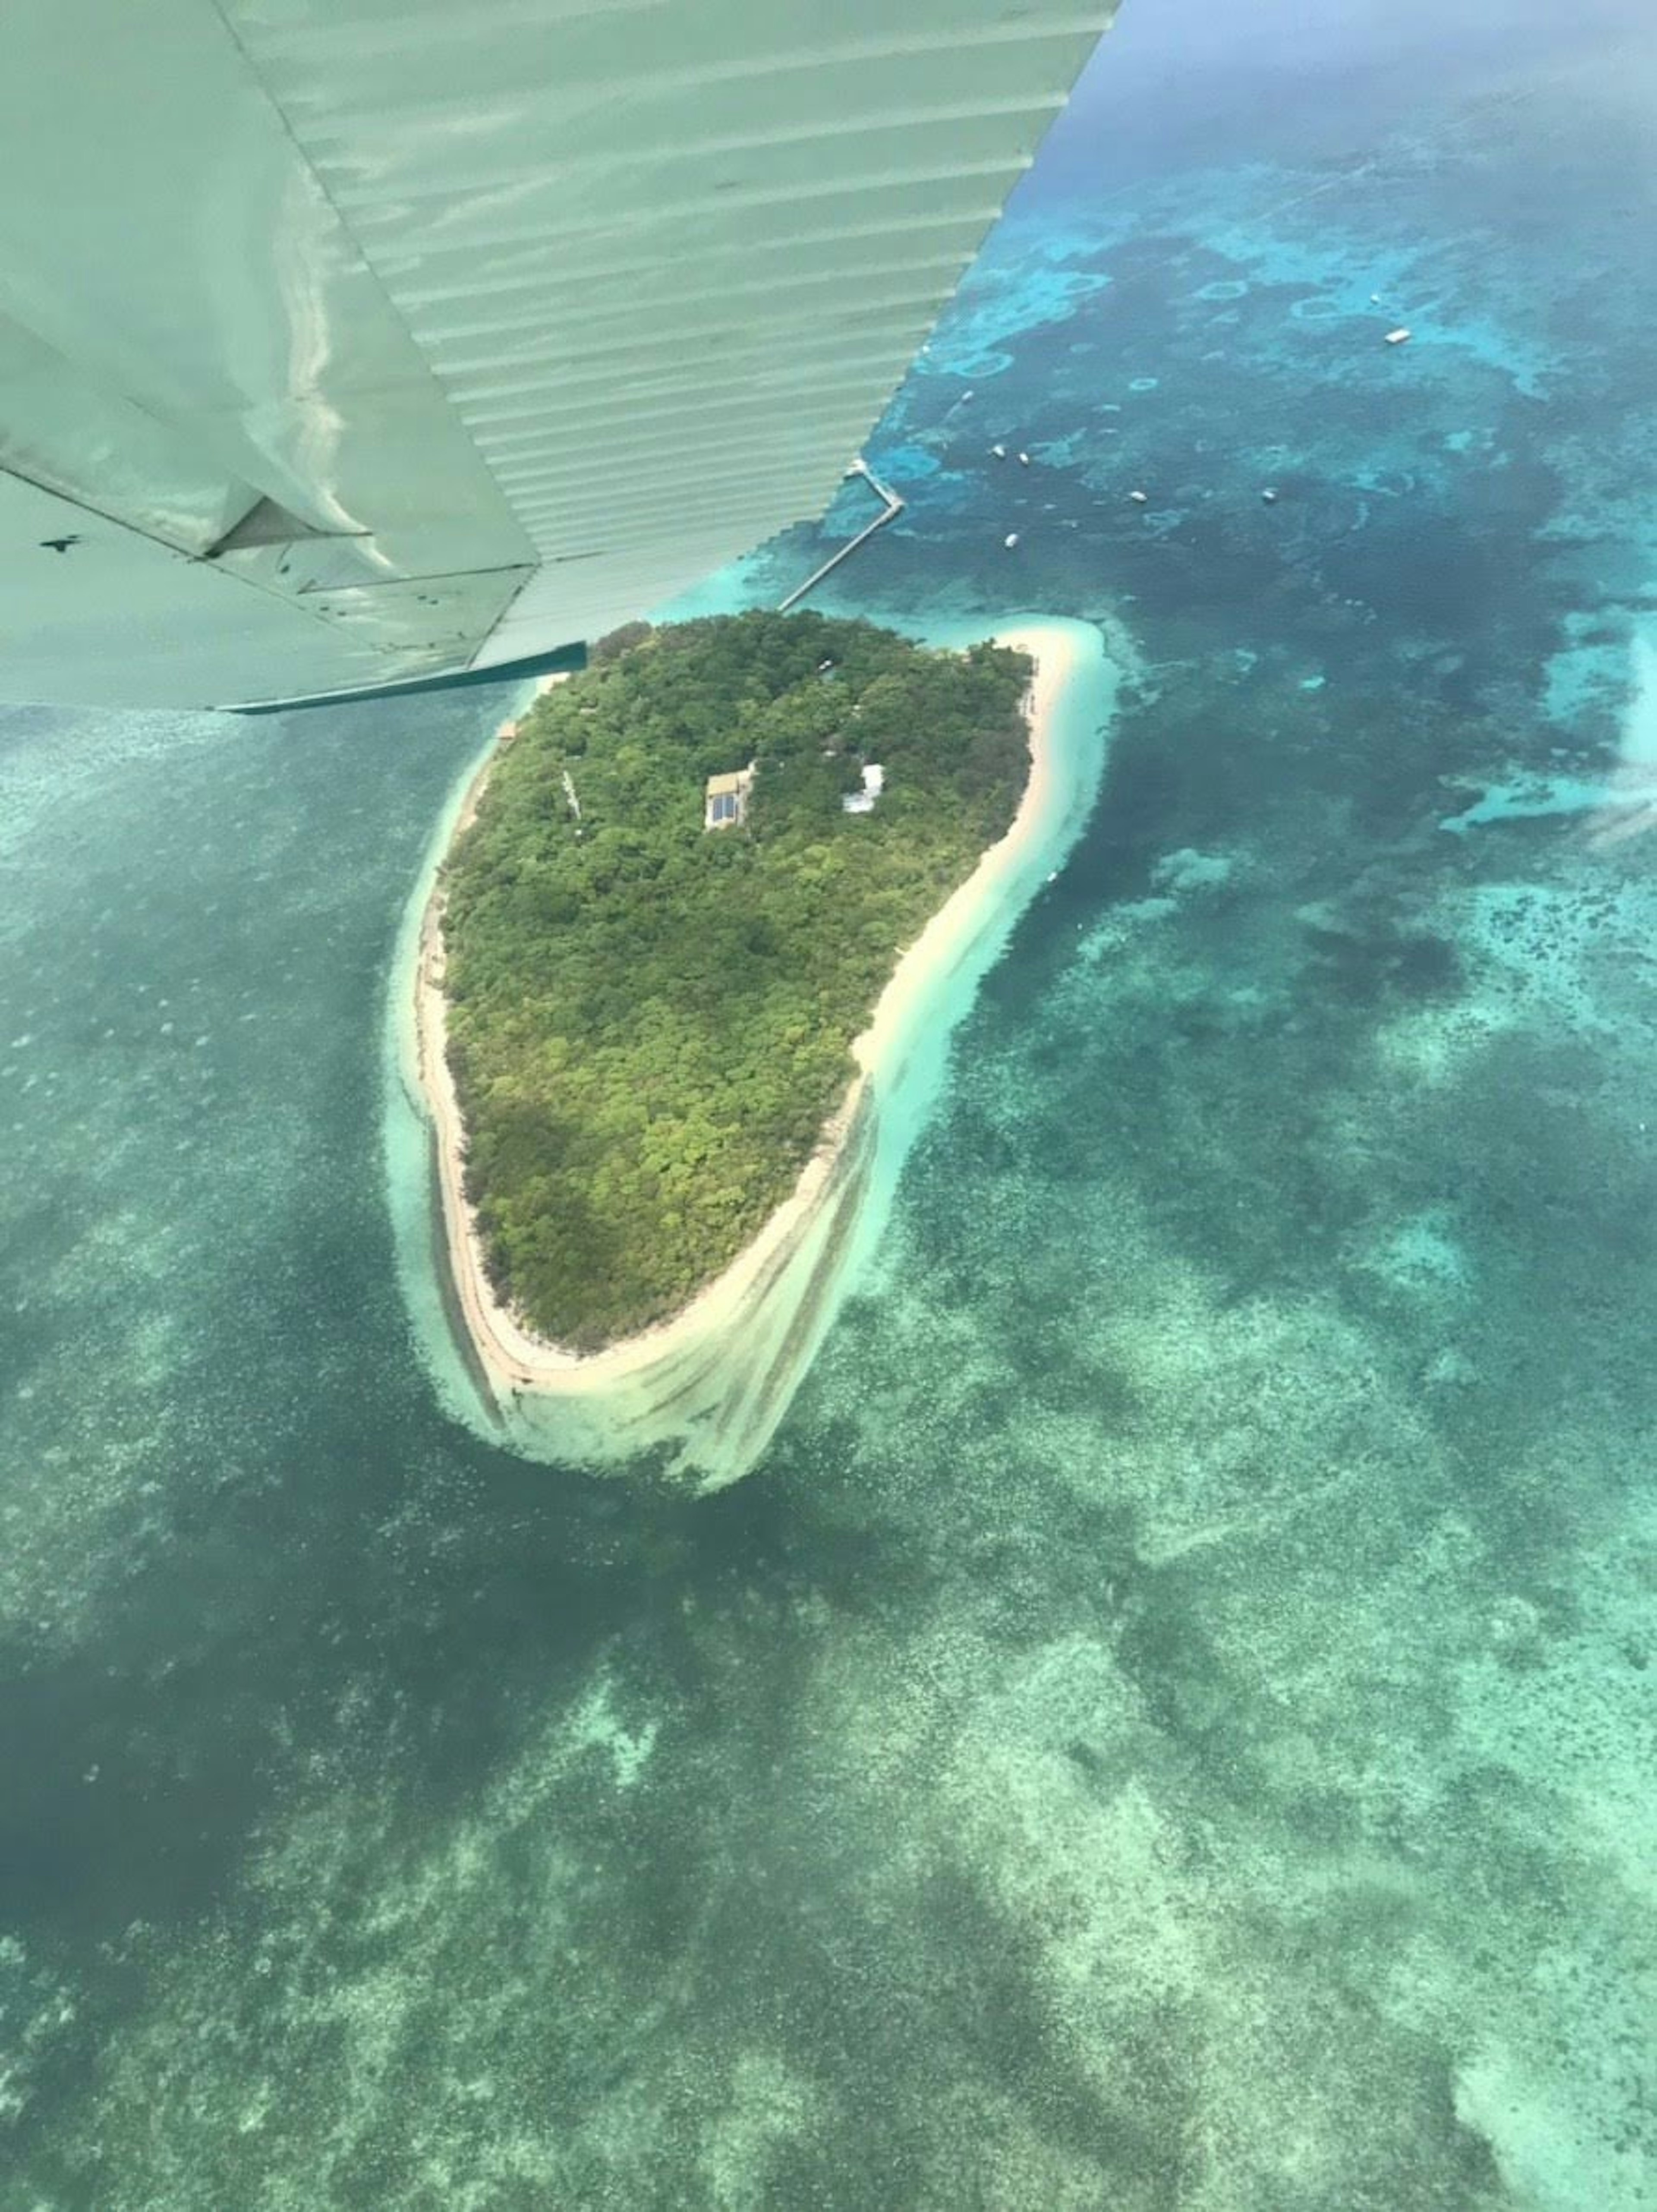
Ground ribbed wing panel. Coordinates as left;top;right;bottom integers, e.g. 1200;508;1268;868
0;0;1114;706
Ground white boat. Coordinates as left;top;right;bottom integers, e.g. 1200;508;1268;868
1003;532;1020;548
1385;328;1413;346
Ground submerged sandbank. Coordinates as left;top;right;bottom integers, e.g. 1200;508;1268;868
386;617;1118;1490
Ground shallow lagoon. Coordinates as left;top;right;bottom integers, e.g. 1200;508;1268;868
2;0;1654;2203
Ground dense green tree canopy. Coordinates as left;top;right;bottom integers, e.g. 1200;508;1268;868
442;611;1031;1350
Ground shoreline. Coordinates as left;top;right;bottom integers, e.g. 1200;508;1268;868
397;616;1115;1485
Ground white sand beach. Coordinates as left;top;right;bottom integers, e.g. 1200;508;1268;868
402;617;1114;1487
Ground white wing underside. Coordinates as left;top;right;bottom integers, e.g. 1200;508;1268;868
0;0;1114;707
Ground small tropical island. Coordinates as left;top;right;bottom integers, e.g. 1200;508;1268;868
401;606;1110;1486
440;610;1033;1351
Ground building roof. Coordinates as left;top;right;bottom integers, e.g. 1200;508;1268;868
842;761;886;814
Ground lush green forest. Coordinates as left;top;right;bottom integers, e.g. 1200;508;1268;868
441;611;1032;1350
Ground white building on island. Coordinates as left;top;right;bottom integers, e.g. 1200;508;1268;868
842;763;885;815
704;765;755;831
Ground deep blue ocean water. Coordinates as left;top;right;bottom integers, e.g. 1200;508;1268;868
2;3;1654;2204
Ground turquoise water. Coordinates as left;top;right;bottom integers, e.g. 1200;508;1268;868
3;1;1656;2203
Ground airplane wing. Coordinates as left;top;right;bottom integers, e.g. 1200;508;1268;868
0;0;1115;707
